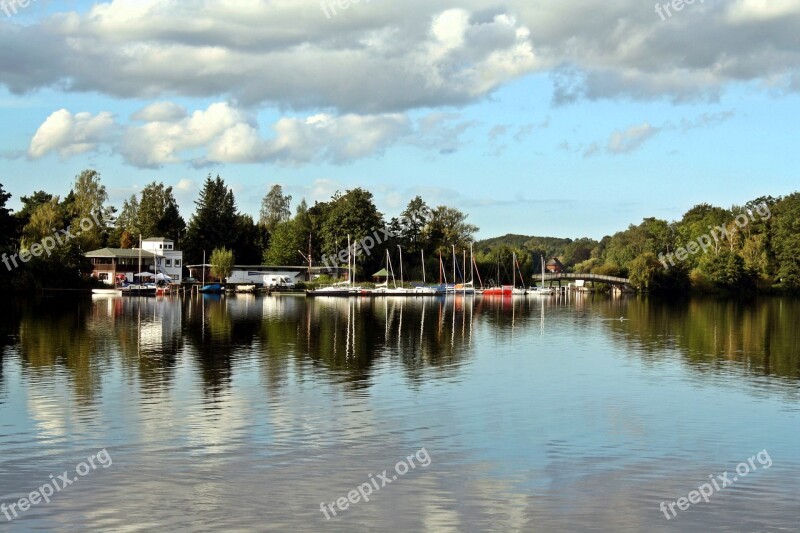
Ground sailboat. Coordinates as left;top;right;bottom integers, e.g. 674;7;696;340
531;256;555;295
447;245;476;295
512;252;527;295
372;248;409;295
414;249;445;295
482;253;513;296
309;234;363;296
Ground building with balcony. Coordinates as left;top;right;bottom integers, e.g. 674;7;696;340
141;237;183;280
86;237;184;285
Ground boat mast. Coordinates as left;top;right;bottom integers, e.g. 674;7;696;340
470;244;474;286
462;250;466;292
452;244;456;287
138;234;142;285
542;255;546;288
347;234;351;286
421;250;426;284
398;245;403;287
513;252;516;288
388;249;397;288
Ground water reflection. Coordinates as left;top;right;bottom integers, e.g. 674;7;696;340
2;294;800;531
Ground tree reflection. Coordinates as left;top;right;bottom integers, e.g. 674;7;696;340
17;297;104;403
596;296;800;381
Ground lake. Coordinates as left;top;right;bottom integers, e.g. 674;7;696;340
1;293;798;532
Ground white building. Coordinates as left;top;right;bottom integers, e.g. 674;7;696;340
141;237;184;280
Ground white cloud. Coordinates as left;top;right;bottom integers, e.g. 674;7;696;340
28;109;115;159
607;122;659;154
131;101;188;122
0;2;539;112
26;102;475;168
119;102;250;167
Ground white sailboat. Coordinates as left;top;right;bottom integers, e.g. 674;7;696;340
414;249;444;294
512;252;527;295
532;256;554;295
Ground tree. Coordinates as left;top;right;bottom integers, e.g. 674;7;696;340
138;182;186;242
231;214;267;265
120;231;134;250
22;198;63;248
771;193;800;289
70;169;113;250
184;175;238;264
0;184;17;250
15;190;52;232
423;205;479;254
210;247;234;280
628;252;662;291
263;220;305;266
259;184;292;232
698;249;755;291
400;196;430;253
112;195;140;247
319;189;384;275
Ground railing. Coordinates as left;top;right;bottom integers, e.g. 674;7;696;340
540;273;631;285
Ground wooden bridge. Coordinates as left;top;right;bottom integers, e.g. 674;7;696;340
539;272;633;291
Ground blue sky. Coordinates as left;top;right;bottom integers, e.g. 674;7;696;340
1;0;798;240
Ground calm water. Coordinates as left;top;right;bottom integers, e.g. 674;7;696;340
1;294;799;532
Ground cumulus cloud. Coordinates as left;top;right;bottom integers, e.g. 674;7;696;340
1;1;797;111
28;109;115;159
0;1;538;113
26;102;474;168
131;101;188;122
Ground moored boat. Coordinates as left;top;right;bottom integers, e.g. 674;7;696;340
199;283;224;294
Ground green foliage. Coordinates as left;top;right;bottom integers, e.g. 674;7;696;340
184;174;237;264
628;252;662;291
259;184;292;232
70;169;113;250
0;183;18;250
263;220;306;266
138;182;186;242
399;196;429;253
697;249;756;291
771;194;800;289
210;247;234;280
423;205;479;254
232;214;268;265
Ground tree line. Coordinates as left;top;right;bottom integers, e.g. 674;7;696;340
0;170;798;293
475;195;800;293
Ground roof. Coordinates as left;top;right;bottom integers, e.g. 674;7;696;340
142;237;173;242
85;248;157;259
547;257;565;267
372;268;390;277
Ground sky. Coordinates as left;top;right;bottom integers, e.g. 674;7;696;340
0;0;798;240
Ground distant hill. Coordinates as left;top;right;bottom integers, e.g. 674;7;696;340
474;234;574;255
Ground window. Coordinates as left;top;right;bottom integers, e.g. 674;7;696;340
99;273;109;281
165;259;172;267
159;244;163;249
166;244;173;250
174;259;181;267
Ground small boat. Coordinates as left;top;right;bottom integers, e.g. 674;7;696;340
308;234;366;297
121;284;157;296
92;288;122;296
235;284;257;293
482;284;513;297
199;283;224;294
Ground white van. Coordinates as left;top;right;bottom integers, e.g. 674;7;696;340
263;275;296;289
